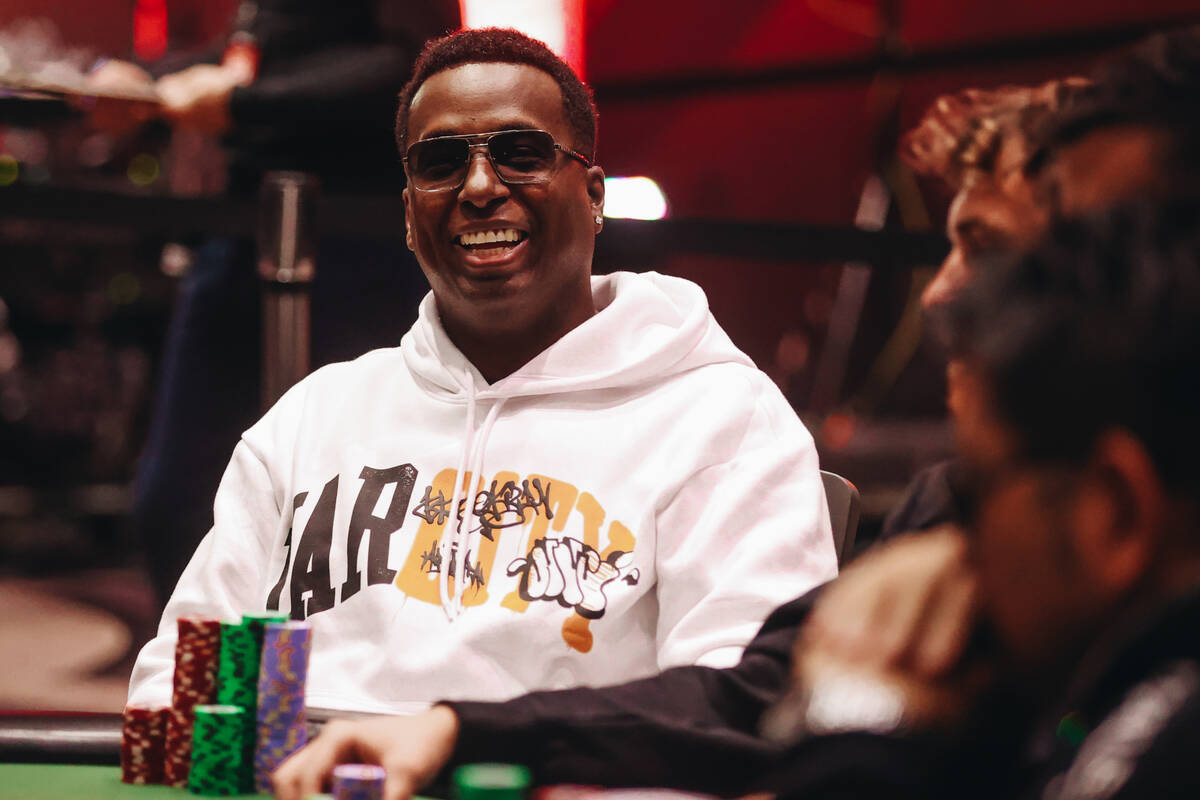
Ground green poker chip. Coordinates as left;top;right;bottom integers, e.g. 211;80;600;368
453;763;531;800
188;704;245;796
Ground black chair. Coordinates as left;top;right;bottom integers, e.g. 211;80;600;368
821;470;861;567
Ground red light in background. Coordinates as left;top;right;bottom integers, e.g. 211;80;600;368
821;412;857;452
459;0;585;78
133;0;168;62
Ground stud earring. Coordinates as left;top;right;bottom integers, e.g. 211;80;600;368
594;215;603;224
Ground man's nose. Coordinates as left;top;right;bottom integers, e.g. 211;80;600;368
921;250;971;312
459;149;510;206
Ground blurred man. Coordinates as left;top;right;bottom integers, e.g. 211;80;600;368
878;79;1080;537
771;197;1200;799
127;27;836;717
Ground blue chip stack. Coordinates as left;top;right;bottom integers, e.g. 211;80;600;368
254;620;312;792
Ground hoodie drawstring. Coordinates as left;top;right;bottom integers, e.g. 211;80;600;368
438;374;508;621
450;397;506;618
439;382;476;621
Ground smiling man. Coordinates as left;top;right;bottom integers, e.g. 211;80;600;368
126;28;836;718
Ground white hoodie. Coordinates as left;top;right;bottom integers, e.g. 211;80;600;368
127;271;837;715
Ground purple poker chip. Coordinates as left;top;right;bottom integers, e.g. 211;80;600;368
254;620;312;792
332;763;386;800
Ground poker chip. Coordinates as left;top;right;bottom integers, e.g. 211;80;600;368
188;704;246;796
332;763;386;800
120;704;168;784
164;615;223;787
453;763;532;800
254;620;312;792
216;613;283;792
242;612;290;644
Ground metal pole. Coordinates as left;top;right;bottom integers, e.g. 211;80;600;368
257;171;318;411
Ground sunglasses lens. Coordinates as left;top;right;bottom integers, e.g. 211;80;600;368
489;130;557;183
408;137;469;190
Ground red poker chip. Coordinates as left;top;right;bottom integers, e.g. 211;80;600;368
163;615;222;787
121;705;168;784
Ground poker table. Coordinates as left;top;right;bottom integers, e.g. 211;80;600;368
0;763;448;800
0;712;262;798
0;764;270;799
0;713;446;800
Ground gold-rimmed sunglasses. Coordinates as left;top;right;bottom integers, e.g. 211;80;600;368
403;129;592;192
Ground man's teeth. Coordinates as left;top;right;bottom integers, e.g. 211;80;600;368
458;229;523;247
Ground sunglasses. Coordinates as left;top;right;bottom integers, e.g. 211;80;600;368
403;129;592;192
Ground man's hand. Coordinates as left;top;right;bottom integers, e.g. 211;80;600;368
272;705;460;800
155;62;252;136
802;526;978;679
789;526;986;731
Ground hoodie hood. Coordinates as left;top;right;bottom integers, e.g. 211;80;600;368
401;271;755;401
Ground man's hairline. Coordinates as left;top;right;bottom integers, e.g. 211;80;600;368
402;60;582;154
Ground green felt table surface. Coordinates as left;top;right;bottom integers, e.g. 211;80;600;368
0;765;270;799
0;764;442;800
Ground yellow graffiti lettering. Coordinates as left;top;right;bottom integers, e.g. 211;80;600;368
459;470;515;607
395;469;522;606
394;468;459;604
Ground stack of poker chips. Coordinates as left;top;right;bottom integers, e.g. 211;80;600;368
216;612;287;792
332;763;387;800
254;620;313;791
119;704;168;784
187;704;246;796
164;615;223;787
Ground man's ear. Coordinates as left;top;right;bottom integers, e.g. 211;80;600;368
1071;429;1166;594
402;187;415;251
586;165;605;223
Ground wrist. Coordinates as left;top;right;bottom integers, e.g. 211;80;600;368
430;703;461;754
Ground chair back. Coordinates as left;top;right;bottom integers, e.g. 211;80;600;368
821;470;861;566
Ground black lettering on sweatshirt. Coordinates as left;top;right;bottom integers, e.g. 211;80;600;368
340;464;418;602
290;476;338;620
266;491;308;611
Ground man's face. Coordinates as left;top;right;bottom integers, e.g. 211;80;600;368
921;142;1048;315
402;62;604;339
1038;124;1167;218
923;149;1048;423
954;367;1100;672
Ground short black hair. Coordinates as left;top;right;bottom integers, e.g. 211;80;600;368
1026;26;1200;182
939;197;1200;492
395;28;598;159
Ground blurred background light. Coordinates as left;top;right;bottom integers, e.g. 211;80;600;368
107;273;141;305
602;176;669;220
459;0;584;76
126;153;159;186
132;0;168;62
0;154;18;187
